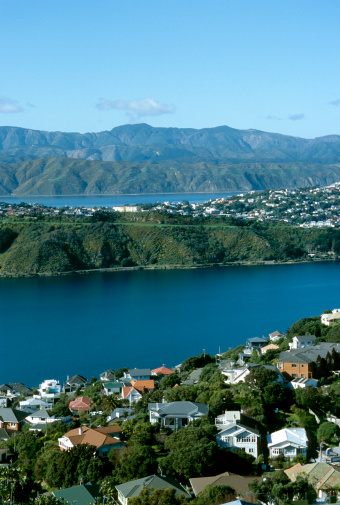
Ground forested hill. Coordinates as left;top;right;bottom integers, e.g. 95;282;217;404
0;213;338;277
1;124;340;195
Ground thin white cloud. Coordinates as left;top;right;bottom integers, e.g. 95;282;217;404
96;97;176;117
266;115;282;120
329;99;340;106
288;113;305;121
0;96;23;113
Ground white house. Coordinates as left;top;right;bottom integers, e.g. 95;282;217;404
26;408;71;430
222;364;287;386
269;331;286;342
321;311;340;326
37;379;61;399
216;422;261;458
289;335;316;350
148;401;209;430
290;377;319;389
120;386;142;404
267;428;308;460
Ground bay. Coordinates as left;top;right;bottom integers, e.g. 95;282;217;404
0;261;339;387
0;192;239;208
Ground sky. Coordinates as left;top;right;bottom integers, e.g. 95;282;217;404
2;0;340;139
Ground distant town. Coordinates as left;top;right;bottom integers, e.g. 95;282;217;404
1;182;340;228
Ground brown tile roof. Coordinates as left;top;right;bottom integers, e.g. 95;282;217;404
285;462;340;491
69;397;92;410
131;380;155;393
95;426;122;435
190;472;263;499
63;426;122;450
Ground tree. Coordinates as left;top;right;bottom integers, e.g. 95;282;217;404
192;485;236;505
129;487;189;505
161;427;220;479
317;422;340;445
101;393;120;413
52;400;71;418
111;445;158;483
249;470;316;505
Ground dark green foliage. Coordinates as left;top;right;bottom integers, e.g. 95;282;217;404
34;444;103;488
111;445;158;483
249;470;316;505
317;422;340;444
0;228;18;253
160;426;221;479
192;485;236;505
286;316;324;340
180;353;215;373
129;487;189;505
325;324;340;343
52;400;71;418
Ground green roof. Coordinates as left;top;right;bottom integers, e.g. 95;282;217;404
116;475;191;500
53;483;101;505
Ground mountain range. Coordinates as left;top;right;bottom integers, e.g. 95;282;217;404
0;123;340;195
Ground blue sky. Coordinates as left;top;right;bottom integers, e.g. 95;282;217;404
2;0;340;138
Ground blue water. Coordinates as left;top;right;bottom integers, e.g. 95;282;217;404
0;192;239;208
0;261;339;387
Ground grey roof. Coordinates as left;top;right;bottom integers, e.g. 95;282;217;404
247;337;268;343
53;483;101;505
9;383;32;394
67;374;87;385
148;401;209;417
0;408;28;423
294;334;316;342
217;421;260;437
0;385;12;392
0;428;11;440
29;423;47;431
278;343;340;364
128;368;151;377
116;475;190;500
30;408;52;420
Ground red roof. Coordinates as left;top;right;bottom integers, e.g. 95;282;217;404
69;397;92;411
151;366;174;375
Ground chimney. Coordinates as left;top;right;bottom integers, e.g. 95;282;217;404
79;427;83;435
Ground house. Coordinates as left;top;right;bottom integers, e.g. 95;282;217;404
120;386;142;404
64;374;88;393
69;397;92;413
222;363;287;386
102;381;124;396
116;475;190;505
100;369;116;382
261;343;279;354
190;472;263;502
53;482;102;505
267;428;308;460
148;401;209;430
285;462;340;502
276;343;340;380
321;310;340;326
0;397;9;408
131;379;155;394
37;379;62;399
290;377;319;389
0;407;28;433
289;334;316;350
245;337;269;352
26;408;71;431
269;331;286;341
107;407;134;422
58;425;124;457
124;368;151;381
18;398;51;412
9;383;33;397
0;385;14;398
215;411;261;458
151;366;174;376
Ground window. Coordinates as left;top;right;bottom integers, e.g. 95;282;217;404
292;374;297;377
237;435;257;443
272;448;283;455
277;363;283;369
291;364;297;368
301;365;304;367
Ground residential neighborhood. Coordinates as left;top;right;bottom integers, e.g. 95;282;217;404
0;309;340;505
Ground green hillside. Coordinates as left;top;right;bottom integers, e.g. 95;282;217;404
0;214;338;276
0;157;340;195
